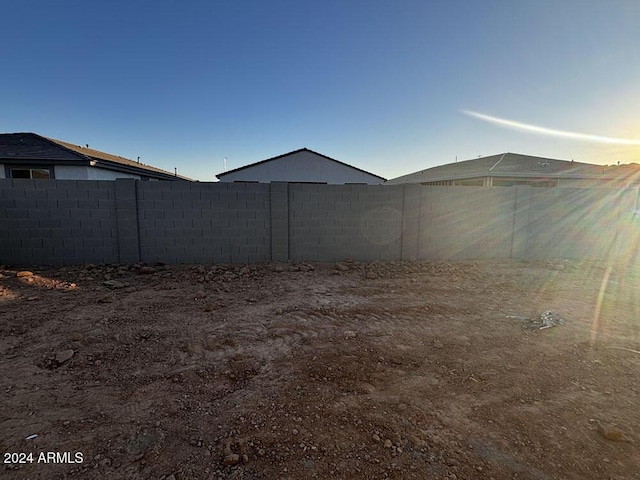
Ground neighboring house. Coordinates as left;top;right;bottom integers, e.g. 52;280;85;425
216;148;385;184
0;132;193;181
386;152;640;188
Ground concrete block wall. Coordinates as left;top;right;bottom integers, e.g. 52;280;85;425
401;184;421;260
115;179;140;264
524;188;637;261
2;179;640;266
270;183;289;262
136;181;271;264
510;186;532;258
288;184;404;262
418;186;516;260
0;179;118;265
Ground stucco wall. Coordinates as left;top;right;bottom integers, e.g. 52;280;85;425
219;151;383;184
53;165;90;180
87;168;141;180
54;165;142;180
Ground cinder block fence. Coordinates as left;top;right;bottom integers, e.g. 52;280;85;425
1;178;639;266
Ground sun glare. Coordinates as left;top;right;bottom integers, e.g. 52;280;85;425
462;110;640;146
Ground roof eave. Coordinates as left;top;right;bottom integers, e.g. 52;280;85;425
92;160;193;181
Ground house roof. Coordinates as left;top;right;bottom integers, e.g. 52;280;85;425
386;152;640;184
216;148;386;181
0;132;193;181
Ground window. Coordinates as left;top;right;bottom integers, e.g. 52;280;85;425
9;167;52;179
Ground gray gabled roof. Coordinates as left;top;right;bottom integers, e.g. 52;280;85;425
0;132;193;181
386;152;639;184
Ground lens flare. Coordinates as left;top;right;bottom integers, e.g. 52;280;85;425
590;265;612;346
462;110;640;146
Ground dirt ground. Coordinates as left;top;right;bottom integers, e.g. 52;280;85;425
1;258;640;480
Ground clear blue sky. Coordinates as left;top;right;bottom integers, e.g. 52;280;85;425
2;1;639;181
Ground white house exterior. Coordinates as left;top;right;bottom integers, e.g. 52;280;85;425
216;148;385;184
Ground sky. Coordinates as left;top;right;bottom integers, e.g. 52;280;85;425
2;0;640;181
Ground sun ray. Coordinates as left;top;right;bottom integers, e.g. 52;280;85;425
590;265;612;346
462;110;640;146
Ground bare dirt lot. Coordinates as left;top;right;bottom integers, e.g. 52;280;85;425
1;258;640;479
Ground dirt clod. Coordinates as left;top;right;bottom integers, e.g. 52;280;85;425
223;453;240;466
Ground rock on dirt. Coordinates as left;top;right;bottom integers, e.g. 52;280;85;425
55;349;74;364
365;270;378;280
102;280;126;289
594;420;626;442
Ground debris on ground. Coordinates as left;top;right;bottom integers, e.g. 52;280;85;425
506;310;565;331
